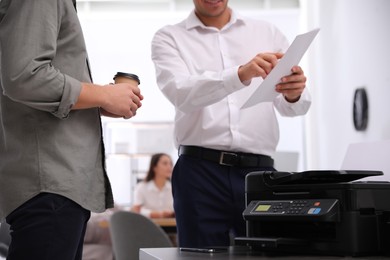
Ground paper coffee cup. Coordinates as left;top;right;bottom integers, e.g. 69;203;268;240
113;72;140;85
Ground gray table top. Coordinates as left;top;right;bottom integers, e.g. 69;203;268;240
140;247;390;260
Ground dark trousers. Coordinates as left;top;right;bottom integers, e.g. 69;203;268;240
6;193;90;260
172;155;274;248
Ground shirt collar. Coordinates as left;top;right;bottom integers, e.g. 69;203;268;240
145;180;170;191
185;8;245;31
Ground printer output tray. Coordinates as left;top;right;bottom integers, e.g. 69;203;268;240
235;236;308;249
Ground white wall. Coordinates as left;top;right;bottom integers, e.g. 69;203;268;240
301;0;390;170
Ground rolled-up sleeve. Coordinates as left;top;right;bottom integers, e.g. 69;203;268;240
0;0;82;119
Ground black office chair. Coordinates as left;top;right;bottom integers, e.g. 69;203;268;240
0;222;11;258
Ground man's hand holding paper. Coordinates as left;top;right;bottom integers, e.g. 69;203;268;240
238;52;284;82
276;65;307;103
241;28;320;108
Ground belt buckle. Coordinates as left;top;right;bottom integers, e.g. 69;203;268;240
219;152;238;166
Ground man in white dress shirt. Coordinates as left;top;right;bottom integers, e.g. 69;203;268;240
151;0;311;248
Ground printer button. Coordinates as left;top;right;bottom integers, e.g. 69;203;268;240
314;208;321;214
308;208;322;214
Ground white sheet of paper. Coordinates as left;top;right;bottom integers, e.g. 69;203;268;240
241;28;320;109
341;140;390;181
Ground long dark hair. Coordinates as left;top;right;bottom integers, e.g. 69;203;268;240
144;153;171;182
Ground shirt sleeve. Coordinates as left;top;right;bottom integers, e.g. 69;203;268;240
273;88;312;116
133;183;145;206
140;208;152;217
133;183;152;217
0;0;81;119
151;26;246;114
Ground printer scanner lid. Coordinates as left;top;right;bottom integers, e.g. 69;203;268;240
260;170;383;186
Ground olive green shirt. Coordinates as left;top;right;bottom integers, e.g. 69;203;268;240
0;0;114;221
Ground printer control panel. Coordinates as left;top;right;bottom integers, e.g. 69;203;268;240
245;199;339;218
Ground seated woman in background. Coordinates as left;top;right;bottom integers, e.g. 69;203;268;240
131;153;175;218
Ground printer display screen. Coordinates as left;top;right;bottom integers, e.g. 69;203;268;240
255;205;271;212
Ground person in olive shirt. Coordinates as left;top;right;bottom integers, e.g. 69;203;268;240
0;0;143;259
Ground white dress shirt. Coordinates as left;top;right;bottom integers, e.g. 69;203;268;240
151;9;311;157
133;181;174;217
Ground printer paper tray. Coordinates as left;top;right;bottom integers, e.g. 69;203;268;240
235;236;308;249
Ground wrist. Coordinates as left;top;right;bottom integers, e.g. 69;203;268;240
97;84;111;108
238;66;248;83
74;83;104;109
284;95;300;103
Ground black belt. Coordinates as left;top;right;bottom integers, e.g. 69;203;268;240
178;145;274;168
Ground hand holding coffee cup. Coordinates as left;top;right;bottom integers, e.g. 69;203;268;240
111;72;142;119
